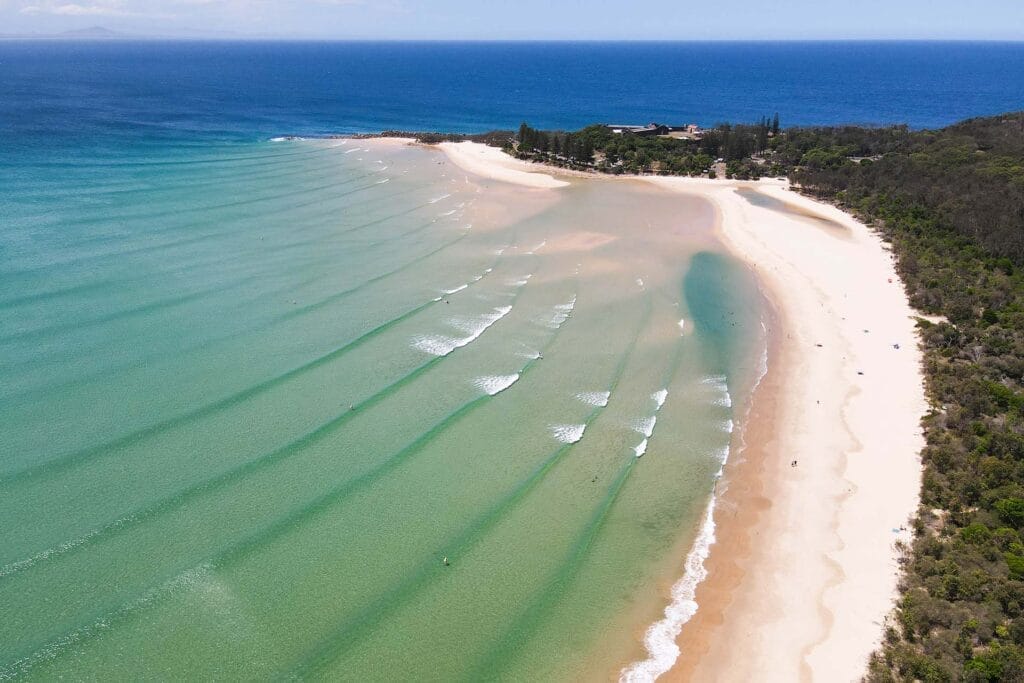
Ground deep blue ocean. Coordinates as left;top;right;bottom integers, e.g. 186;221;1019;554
1;40;1023;152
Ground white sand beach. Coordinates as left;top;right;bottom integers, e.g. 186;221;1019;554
437;141;570;188
435;142;927;681
646;177;927;682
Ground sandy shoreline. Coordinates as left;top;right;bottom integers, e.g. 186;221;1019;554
436;140;571;188
648;178;926;682
428;141;927;681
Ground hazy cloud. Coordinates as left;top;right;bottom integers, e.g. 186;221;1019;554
18;0;165;16
5;0;1023;39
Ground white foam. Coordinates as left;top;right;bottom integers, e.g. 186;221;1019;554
411;305;512;357
0;514;135;579
429;193;452;204
652;389;668;410
344;147;360;154
633;416;657;438
555;296;577;312
634;438;649;458
508;274;533;287
721;418;735;433
619;496;719;682
636;277;645;288
442;284;468;295
576;391;610;407
547;312;569;328
270;136;305;142
550;423;586;444
439;209;457;217
678;318;686;334
473;374;520;396
376;178;390;184
702;374;732;408
544;295;578;328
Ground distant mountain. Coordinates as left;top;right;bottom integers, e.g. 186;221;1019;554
57;26;130;39
0;25;141;40
0;25;263;40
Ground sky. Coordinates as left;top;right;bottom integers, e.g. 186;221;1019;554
2;0;1024;40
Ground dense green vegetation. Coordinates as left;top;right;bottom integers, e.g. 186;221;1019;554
792;113;1024;683
512;119;786;178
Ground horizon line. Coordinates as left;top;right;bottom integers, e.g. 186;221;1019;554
3;35;1024;43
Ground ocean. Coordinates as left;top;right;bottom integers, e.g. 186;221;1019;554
0;40;1020;680
2;40;1024;149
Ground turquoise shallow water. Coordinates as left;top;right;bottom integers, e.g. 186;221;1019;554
0;139;765;680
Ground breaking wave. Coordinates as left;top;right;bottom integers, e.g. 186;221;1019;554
546;296;577;328
473;374;520;396
576;391;610;407
550;423;586;444
411;306;512;357
633;416;657;439
702;374;732;408
619;494;719;682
